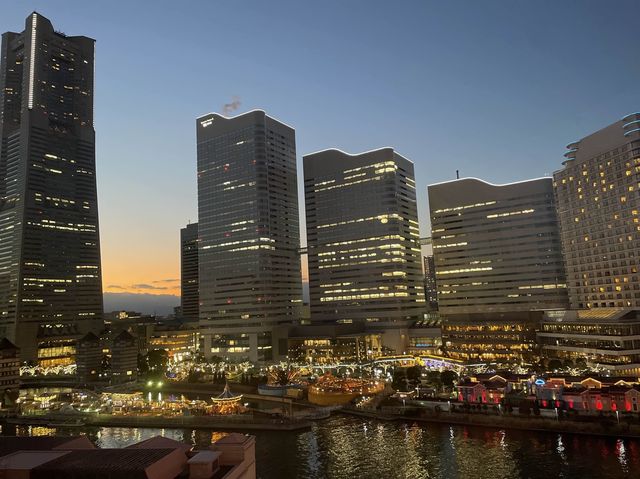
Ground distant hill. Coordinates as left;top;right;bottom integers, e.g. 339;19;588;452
103;292;179;316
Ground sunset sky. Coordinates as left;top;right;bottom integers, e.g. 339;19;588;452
2;1;639;310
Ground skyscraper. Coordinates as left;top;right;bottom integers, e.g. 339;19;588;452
428;177;568;314
303;148;425;351
554;114;640;309
0;13;103;363
196;110;302;362
423;255;438;311
180;223;198;321
429;177;568;364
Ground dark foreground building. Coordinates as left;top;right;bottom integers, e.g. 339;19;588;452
0;434;257;479
180;223;199;321
0;13;103;363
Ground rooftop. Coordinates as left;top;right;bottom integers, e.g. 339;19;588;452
0;436;93;458
32;448;181;479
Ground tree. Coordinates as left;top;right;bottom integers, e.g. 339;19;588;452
137;353;148;375
519;401;531;415
547;359;563;371
273;369;290;386
532;402;541;416
392;369;408;391
406;366;422;386
188;369;204;383
575;358;588;370
146;349;169;377
441;370;458;389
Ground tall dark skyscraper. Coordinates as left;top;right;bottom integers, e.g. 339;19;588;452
0;13;103;363
303;148;425;352
196;110;302;362
423;255;438;311
180;223;199;321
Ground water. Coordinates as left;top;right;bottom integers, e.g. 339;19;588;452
8;416;640;478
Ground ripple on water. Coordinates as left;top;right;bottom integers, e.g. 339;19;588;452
7;416;640;479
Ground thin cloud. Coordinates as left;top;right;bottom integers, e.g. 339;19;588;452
152;279;180;284
131;283;167;290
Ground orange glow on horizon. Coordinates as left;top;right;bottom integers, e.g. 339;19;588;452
101;229;181;297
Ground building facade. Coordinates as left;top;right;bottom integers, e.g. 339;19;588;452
0;13;103;362
441;311;540;364
196;110;302;362
75;332;101;383
148;320;199;361
428;177;568;315
109;330;137;384
554;114;640;309
282;323;382;364
303;148;425;352
0;338;19;406
423;255;438;311
180;223;199;321
538;309;640;376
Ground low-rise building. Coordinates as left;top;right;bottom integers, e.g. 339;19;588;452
284;323;382;364
0;433;257;479
75;332;101;383
407;316;442;356
149;320;199;361
442;312;540;364
110;330;138;384
538;309;640;376
554;385;640;413
456;378;506;404
456;373;533;404
0;338;19;406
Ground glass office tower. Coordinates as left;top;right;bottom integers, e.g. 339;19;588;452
196;110;302;362
303;148;425;352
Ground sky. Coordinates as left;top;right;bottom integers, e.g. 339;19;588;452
2;1;639;312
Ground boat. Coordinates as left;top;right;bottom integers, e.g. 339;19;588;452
308;373;385;406
258;384;288;397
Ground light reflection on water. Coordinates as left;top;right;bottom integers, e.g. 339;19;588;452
7;416;640;479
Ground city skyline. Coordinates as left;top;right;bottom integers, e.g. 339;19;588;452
1;1;639;310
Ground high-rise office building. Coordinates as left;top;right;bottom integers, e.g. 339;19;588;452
554;114;640;309
196;110;302;362
303;148;425;351
180;223;199;321
0;13;103;363
428;177;568;315
423;255;438;311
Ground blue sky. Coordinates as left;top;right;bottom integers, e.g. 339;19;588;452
2;1;639;305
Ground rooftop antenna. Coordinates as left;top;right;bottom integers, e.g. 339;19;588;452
456;170;460;179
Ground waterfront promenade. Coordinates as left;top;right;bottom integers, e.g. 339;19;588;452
6;412;312;431
341;405;640;439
